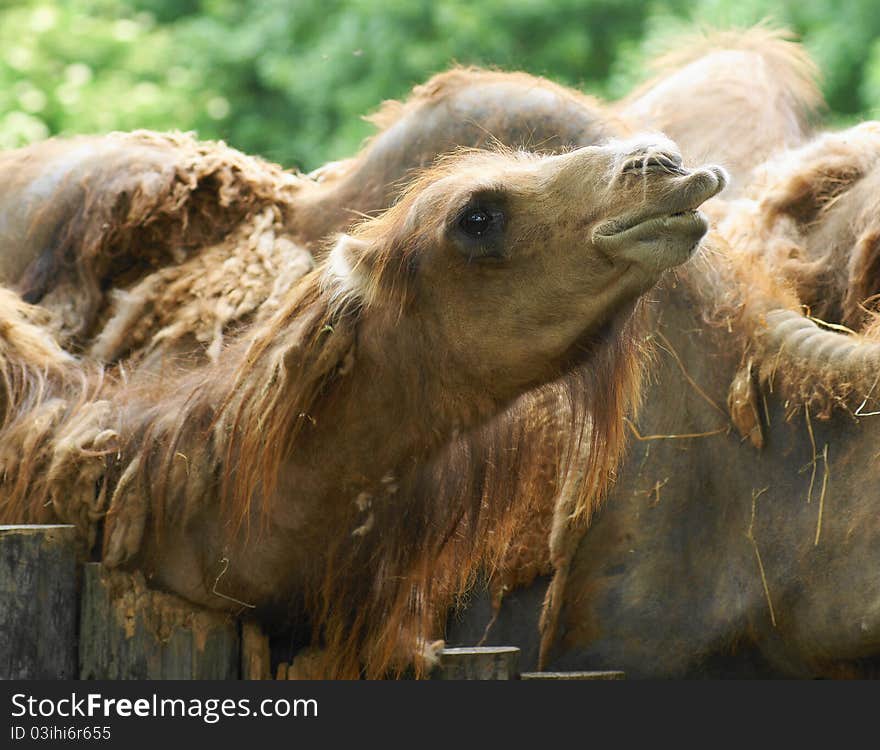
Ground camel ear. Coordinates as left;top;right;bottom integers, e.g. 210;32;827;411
328;234;374;292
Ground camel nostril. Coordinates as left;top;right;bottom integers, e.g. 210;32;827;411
623;153;686;176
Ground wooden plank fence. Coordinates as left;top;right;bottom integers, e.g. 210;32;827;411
0;525;77;679
0;525;623;680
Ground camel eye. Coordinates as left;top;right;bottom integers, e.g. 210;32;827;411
460;208;497;237
452;196;507;261
457;202;504;238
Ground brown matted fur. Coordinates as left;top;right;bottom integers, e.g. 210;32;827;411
1;130;307;351
707;127;880;419
718;122;880;334
533;197;880;665
532;139;880;664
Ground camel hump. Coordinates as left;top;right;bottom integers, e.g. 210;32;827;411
0;131;304;347
618;25;822;191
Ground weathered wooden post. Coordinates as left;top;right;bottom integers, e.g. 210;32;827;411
79;563;240;679
0;525;78;679
434;646;520;680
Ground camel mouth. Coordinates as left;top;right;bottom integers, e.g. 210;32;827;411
591;165;727;270
593;209;708;243
591;209;710;271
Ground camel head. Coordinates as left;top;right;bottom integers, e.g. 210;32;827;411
326;136;727;400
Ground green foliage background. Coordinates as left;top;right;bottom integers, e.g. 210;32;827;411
1;0;878;171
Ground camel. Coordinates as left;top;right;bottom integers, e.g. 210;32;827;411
430;33;880;677
485;124;880;677
0;140;726;677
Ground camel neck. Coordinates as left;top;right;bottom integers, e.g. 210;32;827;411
267;308;498;524
124;286;501;607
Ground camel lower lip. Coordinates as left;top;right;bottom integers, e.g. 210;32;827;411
592;209;710;269
594;210;707;242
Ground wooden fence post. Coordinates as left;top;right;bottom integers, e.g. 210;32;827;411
240;620;272;680
434;646;520;680
79;563;239;679
0;525;78;679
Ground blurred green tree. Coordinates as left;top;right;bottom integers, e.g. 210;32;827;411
1;0;878;171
